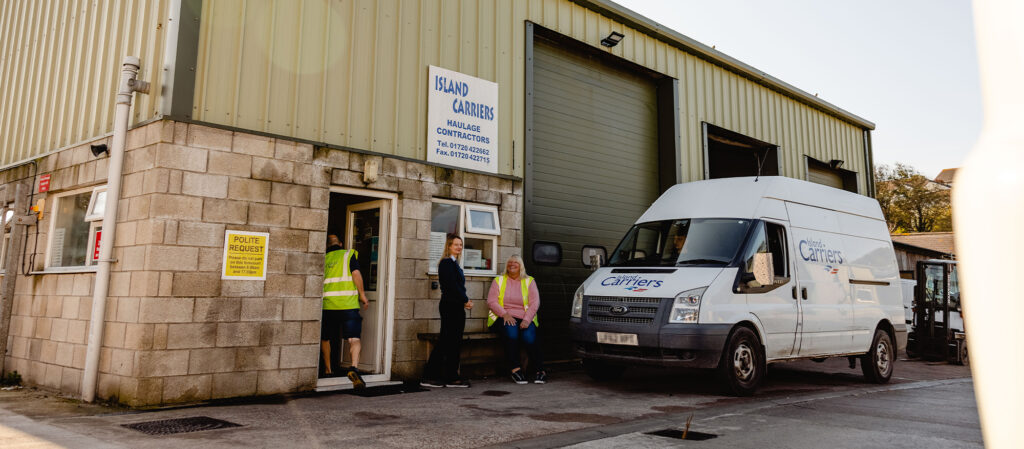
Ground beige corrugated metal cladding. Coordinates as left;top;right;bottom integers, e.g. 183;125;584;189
192;0;871;189
2;0;873;190
0;0;170;166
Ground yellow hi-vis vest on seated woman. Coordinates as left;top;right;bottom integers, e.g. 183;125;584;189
487;275;539;327
323;249;359;310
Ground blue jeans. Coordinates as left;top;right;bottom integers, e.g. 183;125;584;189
498;319;543;372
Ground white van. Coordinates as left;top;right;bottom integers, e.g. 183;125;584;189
568;176;907;395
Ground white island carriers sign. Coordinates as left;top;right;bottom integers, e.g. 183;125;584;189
427;66;498;173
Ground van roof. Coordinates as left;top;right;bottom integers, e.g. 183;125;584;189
636;176;885;223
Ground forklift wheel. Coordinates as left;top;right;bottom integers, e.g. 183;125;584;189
955;342;969;366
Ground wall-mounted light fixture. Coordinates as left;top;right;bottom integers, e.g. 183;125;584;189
829;159;844;170
90;144;109;157
601;31;624;47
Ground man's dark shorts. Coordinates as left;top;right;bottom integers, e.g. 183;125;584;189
321;309;362;340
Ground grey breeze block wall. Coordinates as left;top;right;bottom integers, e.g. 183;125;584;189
1;119;522;406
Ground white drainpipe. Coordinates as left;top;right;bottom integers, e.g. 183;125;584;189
81;56;149;402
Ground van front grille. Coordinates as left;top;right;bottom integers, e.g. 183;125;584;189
589;316;654;325
588;305;658;315
584;296;667;326
585;296;662;304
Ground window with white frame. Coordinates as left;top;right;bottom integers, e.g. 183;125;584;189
429;200;501;275
47;186;106;269
0;209;11;273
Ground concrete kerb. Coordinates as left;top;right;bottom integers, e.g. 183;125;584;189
481;377;975;449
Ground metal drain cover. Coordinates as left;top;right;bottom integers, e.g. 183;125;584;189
122;416;242;435
647;428;718;441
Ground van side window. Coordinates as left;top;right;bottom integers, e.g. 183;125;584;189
738;221;790;292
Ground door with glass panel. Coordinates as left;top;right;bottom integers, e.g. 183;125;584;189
345;200;388;375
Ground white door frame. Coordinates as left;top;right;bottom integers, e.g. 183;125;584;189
317;187;399;390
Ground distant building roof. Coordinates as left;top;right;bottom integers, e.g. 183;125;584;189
934;168;958;185
891;232;956;256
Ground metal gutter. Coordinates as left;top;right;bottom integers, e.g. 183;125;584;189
571;0;876;130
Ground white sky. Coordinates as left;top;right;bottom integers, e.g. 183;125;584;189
616;0;981;179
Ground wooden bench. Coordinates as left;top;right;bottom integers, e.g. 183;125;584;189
417;331;499;343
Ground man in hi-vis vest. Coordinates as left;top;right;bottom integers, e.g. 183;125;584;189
321;234;369;388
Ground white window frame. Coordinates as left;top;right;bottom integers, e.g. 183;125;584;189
84;186;107;222
464;204;501;235
430;199;500;276
0;233;9;274
45;185;106;271
0;207;12;274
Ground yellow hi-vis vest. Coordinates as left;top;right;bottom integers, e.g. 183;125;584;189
323;249;359;310
487;275;539;327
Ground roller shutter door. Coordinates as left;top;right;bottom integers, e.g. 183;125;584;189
808;165;844;189
528;39;660;356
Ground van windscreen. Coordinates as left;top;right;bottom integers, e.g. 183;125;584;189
607;219;752;267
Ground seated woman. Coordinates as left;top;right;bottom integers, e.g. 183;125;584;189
487;255;546;384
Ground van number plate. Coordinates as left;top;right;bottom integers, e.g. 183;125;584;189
596;332;638;346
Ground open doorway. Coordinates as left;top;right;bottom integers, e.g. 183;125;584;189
317;188;398;390
703;123;779;179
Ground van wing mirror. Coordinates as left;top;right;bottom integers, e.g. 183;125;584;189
581;245;607;270
752;252;774;286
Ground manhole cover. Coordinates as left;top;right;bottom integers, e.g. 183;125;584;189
647;428;718;441
122;416;242;435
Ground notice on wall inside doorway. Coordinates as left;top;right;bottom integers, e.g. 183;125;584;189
426;65;498;173
463;249;482;269
428;231;447;272
222;230;269;280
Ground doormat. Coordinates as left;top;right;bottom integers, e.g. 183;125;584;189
122;416;242;435
344;383;428;397
647;428;718;441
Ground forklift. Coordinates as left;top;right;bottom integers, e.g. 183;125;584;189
905;260;967;364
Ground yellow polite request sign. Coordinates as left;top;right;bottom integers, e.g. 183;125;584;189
222;231;270;280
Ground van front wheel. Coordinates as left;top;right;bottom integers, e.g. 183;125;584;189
861;329;894;383
719;327;764;396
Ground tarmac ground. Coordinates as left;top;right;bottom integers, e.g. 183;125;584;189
0;357;979;448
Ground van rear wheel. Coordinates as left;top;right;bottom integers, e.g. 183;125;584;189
583;358;625;381
719;327;764;396
861;329;894;383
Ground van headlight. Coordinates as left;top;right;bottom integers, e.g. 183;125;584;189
571;285;584;318
669;287;706;323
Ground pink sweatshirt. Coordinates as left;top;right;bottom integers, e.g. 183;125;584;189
486;276;540;323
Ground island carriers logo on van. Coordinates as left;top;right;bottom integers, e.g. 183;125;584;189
799;239;844;273
601;275;663;292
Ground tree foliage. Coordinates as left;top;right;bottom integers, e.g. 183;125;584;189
874;163;952;233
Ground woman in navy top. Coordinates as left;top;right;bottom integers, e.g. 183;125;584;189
421;235;473;387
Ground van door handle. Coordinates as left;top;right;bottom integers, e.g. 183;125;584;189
801;287;808;300
792;286;798;300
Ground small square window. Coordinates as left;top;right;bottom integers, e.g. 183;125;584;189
46;185;106;269
429;200;501;275
465;205;500;235
85;188;107;222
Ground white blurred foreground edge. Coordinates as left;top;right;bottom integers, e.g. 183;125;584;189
955;0;1024;447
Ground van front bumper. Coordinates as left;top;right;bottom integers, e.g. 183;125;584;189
570;320;731;369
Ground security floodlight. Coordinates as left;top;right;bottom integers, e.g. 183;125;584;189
829;159;844;170
601;31;624;47
90;144;109;157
